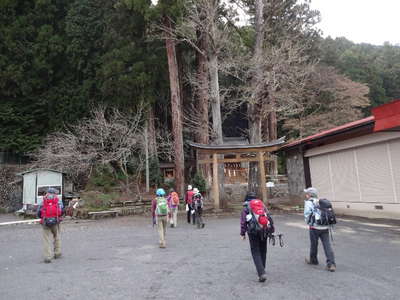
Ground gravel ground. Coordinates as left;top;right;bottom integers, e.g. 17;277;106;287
1;213;399;300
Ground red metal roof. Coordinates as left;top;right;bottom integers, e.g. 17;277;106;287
282;99;400;150
282;116;375;149
372;99;400;132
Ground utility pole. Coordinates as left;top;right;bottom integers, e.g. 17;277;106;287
145;120;149;193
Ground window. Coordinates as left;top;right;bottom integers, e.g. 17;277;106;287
37;186;61;197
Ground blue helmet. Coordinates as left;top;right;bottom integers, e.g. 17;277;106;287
156;188;166;196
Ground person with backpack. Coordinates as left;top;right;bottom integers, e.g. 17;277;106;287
192;188;205;229
152;188;169;248
304;187;336;272
185;185;195;224
37;187;63;263
167;188;180;228
240;192;273;282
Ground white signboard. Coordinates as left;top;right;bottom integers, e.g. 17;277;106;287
266;181;275;188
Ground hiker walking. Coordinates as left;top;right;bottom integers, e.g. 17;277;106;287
185;185;195;224
240;192;273;282
167;188;180;228
192;188;205;229
37;188;63;263
304;187;336;272
152;188;169;248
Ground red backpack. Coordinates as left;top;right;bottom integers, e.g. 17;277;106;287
247;199;274;235
41;196;62;226
249;199;269;226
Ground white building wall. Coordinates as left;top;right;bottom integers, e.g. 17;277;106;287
37;170;62;187
307;134;400;219
23;172;36;205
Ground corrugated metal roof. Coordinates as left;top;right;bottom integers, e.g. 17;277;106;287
372;99;400;132
17;168;66;176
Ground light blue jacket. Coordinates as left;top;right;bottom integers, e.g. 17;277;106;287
304;198;328;229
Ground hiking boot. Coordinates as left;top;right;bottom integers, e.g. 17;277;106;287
305;258;318;265
44;258;51;263
54;253;62;259
258;274;267;282
326;264;336;272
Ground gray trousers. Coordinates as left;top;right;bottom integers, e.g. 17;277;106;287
195;208;204;228
309;228;335;266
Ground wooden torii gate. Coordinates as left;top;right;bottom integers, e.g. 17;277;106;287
189;137;285;209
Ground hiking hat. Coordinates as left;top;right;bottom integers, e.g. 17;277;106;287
193;188;199;194
304;187;318;197
47;187;58;194
187;185;193;190
156;188;166;196
247;192;257;199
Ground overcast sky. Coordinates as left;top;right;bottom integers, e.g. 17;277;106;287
151;0;399;46
310;0;400;45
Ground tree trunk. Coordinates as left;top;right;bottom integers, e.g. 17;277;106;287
248;0;265;197
196;29;211;182
208;36;224;208
268;108;277;175
209;53;223;144
165;18;185;197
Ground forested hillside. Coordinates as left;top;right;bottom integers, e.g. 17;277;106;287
320;37;400;108
1;0;399;192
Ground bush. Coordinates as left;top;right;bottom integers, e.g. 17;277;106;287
192;172;207;194
79;191;119;210
163;178;176;192
86;165;117;192
149;158;163;187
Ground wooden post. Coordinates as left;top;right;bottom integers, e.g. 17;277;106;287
212;152;220;210
258;151;267;205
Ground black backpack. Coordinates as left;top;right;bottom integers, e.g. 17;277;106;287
193;193;203;210
316;198;337;226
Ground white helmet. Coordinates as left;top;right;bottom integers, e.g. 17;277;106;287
193;188;199;194
188;185;193;190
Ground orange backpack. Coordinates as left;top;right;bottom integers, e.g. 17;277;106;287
171;192;179;206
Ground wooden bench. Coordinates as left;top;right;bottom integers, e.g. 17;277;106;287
88;210;118;220
109;201;123;208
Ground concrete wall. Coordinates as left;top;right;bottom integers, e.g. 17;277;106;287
223;182;289;205
286;149;306;202
334;202;400;220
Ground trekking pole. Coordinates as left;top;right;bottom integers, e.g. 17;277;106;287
269;234;276;246
278;234;284;247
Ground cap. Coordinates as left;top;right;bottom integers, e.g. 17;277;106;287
304;187;318;197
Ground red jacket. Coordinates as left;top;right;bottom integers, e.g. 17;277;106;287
185;190;194;204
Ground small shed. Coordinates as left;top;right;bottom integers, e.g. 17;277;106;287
159;162;175;181
18;169;65;208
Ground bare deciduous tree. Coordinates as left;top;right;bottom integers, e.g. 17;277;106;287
31;105;174;193
283;65;370;138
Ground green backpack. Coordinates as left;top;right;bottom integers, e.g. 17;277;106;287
156;196;168;216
